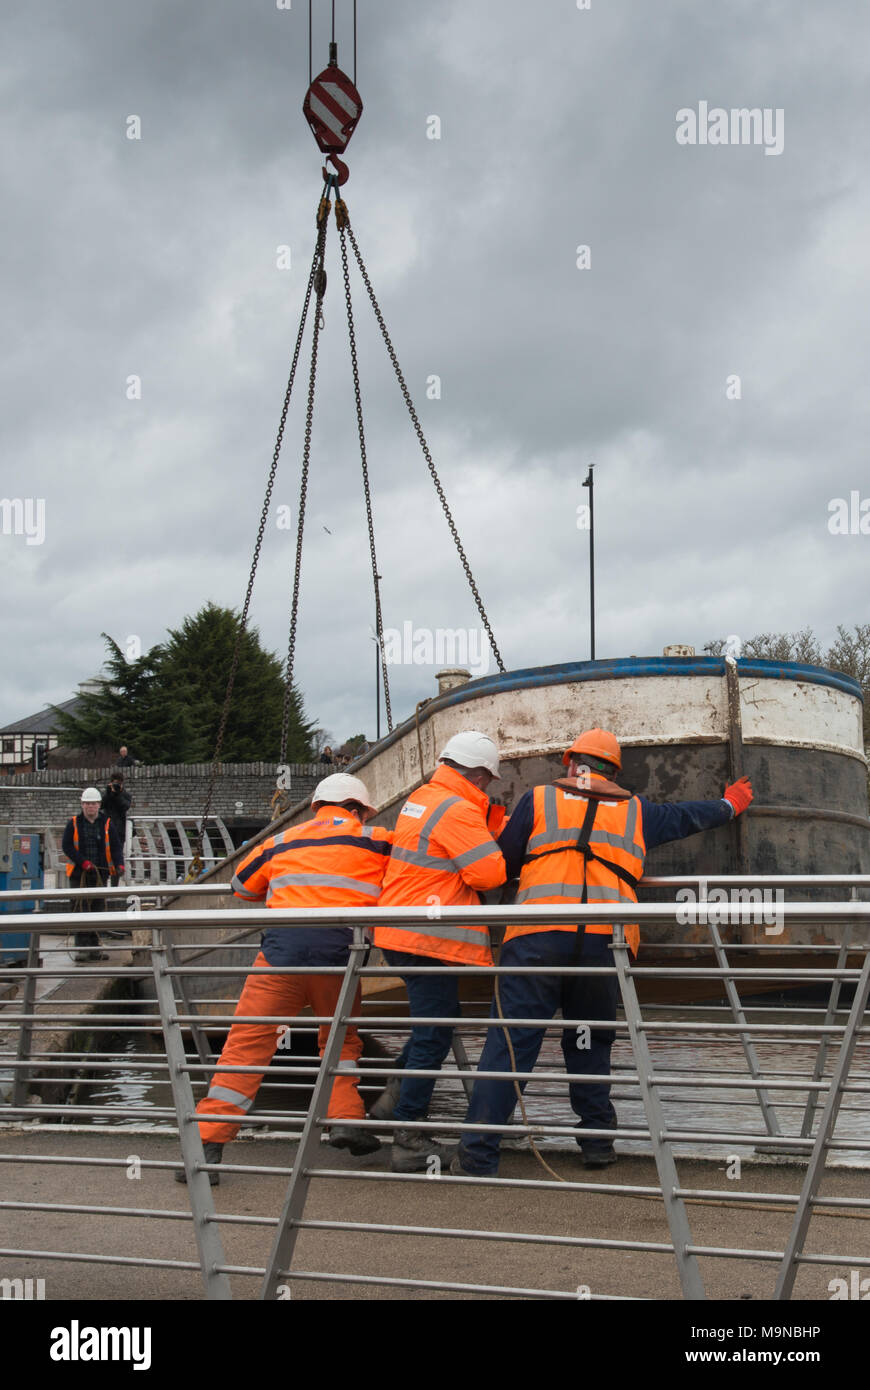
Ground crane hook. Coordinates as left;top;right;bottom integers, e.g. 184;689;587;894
322;153;350;187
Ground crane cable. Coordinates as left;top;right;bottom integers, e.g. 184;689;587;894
310;1;357;87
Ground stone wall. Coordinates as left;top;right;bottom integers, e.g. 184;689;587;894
0;763;328;831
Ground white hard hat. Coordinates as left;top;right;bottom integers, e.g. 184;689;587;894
438;730;501;779
81;787;102;803
312;773;377;816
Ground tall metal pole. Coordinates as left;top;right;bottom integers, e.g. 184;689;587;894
583;465;595;660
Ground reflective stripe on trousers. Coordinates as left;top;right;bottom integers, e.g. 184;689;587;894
194;951;364;1144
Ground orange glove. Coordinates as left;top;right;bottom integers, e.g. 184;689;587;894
486;804;508;835
723;776;753;816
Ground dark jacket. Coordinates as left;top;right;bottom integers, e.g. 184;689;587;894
498;790;734;879
101;785;132;833
62;810;125;874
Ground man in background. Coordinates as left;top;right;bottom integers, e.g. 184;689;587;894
62;787;124;962
102;772;132;885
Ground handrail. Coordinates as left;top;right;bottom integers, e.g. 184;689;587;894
1;885;869;1302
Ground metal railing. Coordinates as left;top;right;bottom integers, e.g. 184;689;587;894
1;878;869;1300
11;816;236;892
123;815;236;884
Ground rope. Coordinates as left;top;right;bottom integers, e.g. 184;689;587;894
66;865;107;956
491;829;597;1186
493;962;571;1184
270;786;294;820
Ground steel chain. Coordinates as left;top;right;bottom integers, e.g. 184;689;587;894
200;190;504;862
343;218;505;674
337;209;393;732
197;206;326;859
280;211;330;761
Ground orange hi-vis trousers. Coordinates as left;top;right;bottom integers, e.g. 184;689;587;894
194;952;365;1144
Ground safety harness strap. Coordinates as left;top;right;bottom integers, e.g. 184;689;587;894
524;839;640;890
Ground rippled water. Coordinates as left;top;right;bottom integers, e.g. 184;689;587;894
78;1036;177;1130
74;1000;870;1165
428;1004;870;1166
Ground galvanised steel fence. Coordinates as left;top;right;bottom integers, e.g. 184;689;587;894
1;877;869;1300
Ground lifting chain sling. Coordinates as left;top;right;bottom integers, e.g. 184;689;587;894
197;28;506;860
194;209;329;865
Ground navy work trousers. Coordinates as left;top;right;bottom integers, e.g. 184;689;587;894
381;949;460;1122
458;930;619;1175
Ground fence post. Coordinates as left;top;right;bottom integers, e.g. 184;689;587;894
259;926;367;1300
774;944;870;1300
11;927;39;1109
151;923;232;1299
611;924;707;1299
707;920;781;1138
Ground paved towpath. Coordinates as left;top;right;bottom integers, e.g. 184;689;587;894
0;1127;866;1300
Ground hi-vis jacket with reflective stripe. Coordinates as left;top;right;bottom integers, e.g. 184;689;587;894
62;812;121;879
232;804;393;967
510;781;646;955
374;763;507;966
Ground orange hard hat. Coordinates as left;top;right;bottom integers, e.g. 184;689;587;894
562;727;622;771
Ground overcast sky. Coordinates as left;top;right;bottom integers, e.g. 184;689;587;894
3;0;869;746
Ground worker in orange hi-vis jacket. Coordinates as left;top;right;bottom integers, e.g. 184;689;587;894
175;774;392;1186
373;730;507;1173
452;728;754;1178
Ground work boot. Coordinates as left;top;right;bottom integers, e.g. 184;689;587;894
575;1134;617;1167
174;1141;224;1186
73;932;108;962
390;1126;456;1174
578;1145;614;1167
368;1076;402;1121
327;1123;382;1156
577;1111;617;1167
450;1152;494;1179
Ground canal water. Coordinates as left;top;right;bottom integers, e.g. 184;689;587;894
73;996;870;1165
